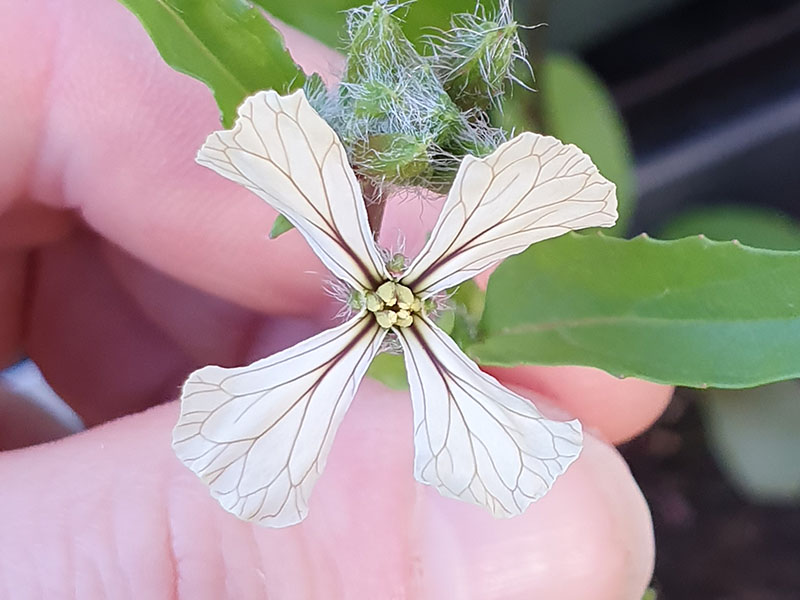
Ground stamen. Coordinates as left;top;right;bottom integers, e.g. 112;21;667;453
375;310;398;328
365;291;384;312
395;284;415;309
376;281;398;306
368;280;424;329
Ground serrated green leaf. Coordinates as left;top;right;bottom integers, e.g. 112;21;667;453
366;352;408;390
118;0;306;126
540;55;635;235
660;205;800;251
470;233;800;388
269;214;295;239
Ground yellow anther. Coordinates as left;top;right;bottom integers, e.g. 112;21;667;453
364;291;384;312
370;281;424;328
395;284;415;309
395;312;414;328
375;310;398;329
376;281;397;306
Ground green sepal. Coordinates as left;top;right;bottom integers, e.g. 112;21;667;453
268;214;294;239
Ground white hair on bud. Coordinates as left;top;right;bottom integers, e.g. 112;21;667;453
423;0;533;106
306;0;526;196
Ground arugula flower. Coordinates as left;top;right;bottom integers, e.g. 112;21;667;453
173;90;617;527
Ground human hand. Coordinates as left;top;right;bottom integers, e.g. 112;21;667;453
0;1;673;598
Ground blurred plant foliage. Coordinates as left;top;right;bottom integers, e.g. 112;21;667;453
120;0;800;392
500;54;635;234
539;55;635;234
661;205;800;503
254;0;485;51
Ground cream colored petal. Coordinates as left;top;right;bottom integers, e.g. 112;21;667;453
402;132;618;295
197;89;387;289
397;317;583;517
173;316;386;527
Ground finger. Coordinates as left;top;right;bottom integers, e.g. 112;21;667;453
490;366;674;444
0;251;25;368
24;225;326;425
25;228;195;426
4;1;668;446
2;0;345;319
24;220;669;439
0;381;653;599
0;385;75;451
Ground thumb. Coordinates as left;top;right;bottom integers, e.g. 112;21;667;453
0;380;653;600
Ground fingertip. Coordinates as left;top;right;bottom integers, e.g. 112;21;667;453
419;435;655;600
489;365;674;444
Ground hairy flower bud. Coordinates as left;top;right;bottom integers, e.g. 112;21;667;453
427;3;528;110
343;2;422;82
353;133;430;181
304;1;528;192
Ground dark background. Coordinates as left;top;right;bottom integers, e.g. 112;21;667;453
539;1;800;597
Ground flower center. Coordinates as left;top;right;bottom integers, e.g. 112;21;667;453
366;281;423;329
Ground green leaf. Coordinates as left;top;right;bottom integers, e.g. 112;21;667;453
366;352;408;390
118;0;306;126
660;205;800;251
269;214;295;239
539;55;635;234
704;381;800;502
470;233;800;388
446;279;486;348
254;0;487;50
642;589;657;600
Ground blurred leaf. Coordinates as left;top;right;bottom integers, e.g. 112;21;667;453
451;278;486;318
435;308;456;335
254;0;488;50
119;0;305;126
539;55;635;235
471;233;800;388
660;205;800;251
366;352;408;390
253;0;351;47
446;279;486;348
705;382;800;502
269;214;295;239
642;589;658;600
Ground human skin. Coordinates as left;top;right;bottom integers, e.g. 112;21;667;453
0;1;674;598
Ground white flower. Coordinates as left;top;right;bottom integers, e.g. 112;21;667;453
173;90;618;527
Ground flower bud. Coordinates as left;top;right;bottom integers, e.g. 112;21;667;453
428;5;526;110
343;2;420;84
352;133;430;181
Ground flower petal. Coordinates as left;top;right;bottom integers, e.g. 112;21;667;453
402;133;618;295
197;89;387;289
173;316;386;527
396;317;583;517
